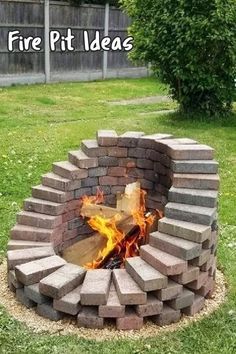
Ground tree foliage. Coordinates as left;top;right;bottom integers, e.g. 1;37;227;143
121;0;236;115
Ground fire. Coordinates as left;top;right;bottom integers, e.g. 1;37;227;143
80;184;163;269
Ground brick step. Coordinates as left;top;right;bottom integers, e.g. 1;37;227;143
135;294;163;317
77;306;104;329
7;246;55;270
167;144;214;160
15;255;66;285
39;263;86;299
116;308;143;330
166;288;195;310
53;284;82;315
140;245;187;276
171;160;218;174
25;283;50;304
170;265;199;285
24;197;64;216
7;239;52;250
153;280;183;301
172;173;219;190
186;271;208;290
10;224;56;242
32;184;73;203
149;231;202;260
125;256;167;291
68;150;98;169
97;130;118;146
182;294;205;316
42;172;81;192
98;283;125;318
36;301;63;321
158;217;211;243
80;269;112;306
152;304;181;326
168;187;218;208
113;269;146;305
81;139;107;158
165;202;217;226
52;161;88;180
16;211;62;229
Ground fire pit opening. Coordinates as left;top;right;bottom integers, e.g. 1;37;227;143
7;130;219;330
62;182;163;270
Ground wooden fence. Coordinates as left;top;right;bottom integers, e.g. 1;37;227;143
0;0;148;86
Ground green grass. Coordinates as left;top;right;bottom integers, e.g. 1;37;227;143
0;77;236;354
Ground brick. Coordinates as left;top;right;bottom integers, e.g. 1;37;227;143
165;202;217;226
97;129;118;146
171;160;219;174
36;302;63;321
136;294;163;317
119;158;136;168
196;276;215;297
88;167;107;177
144;170;158;182
129;147;146;159
16;288;36;308
156;139;197;154
75;187;92;199
190;249;211;267
24;197;64;216
108;166;126;177
172;174;219;190
153;280;183;301
186;271;208;290
39;263;86;299
116;308;143;330
32;185;73;203
98;156;119;167
8;270;23;289
159;153;171;168
167;289;194;310
149;232;202;260
25;283;50;304
152;304;181;326
168;187;218;208
140;245;187;276
68;217;84;230
137;159;154;170
17;211;62;229
146;149;162;161
99;176;118;186
7;246;55;270
118;131;144;147
171;265;199;285
81;139;107;157
77;307;104;329
108;147;128;157
113;269;146;305
68;150;98;169
111;185;125;194
15;255;66;285
127;168;144;179
125;256;167;292
53;161;88;180
140;179;154;190
62;210;76;223
168;144;214;160
138;134;173;149
203;231;218;249
158;217;211;243
42;172;81;192
201;254;214;272
92;185;110;195
7;239;52;250
81;177;98;187
182;295;205;316
53;285;82;315
154;162;168;175
98;283;125;318
118;176;136;185
10;224;57;242
80;269;111;306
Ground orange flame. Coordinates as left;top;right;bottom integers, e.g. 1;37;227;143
81;187;104;205
81;187;162;269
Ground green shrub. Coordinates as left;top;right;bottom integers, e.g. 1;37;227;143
121;0;236;116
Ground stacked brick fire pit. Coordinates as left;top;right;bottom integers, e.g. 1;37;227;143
6;131;219;330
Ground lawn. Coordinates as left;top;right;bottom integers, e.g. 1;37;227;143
0;77;236;354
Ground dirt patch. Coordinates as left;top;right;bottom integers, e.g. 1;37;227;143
0;260;227;341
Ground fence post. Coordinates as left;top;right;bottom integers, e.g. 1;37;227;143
44;0;50;83
102;3;109;79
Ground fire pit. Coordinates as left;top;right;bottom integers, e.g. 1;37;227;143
6;131;219;330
